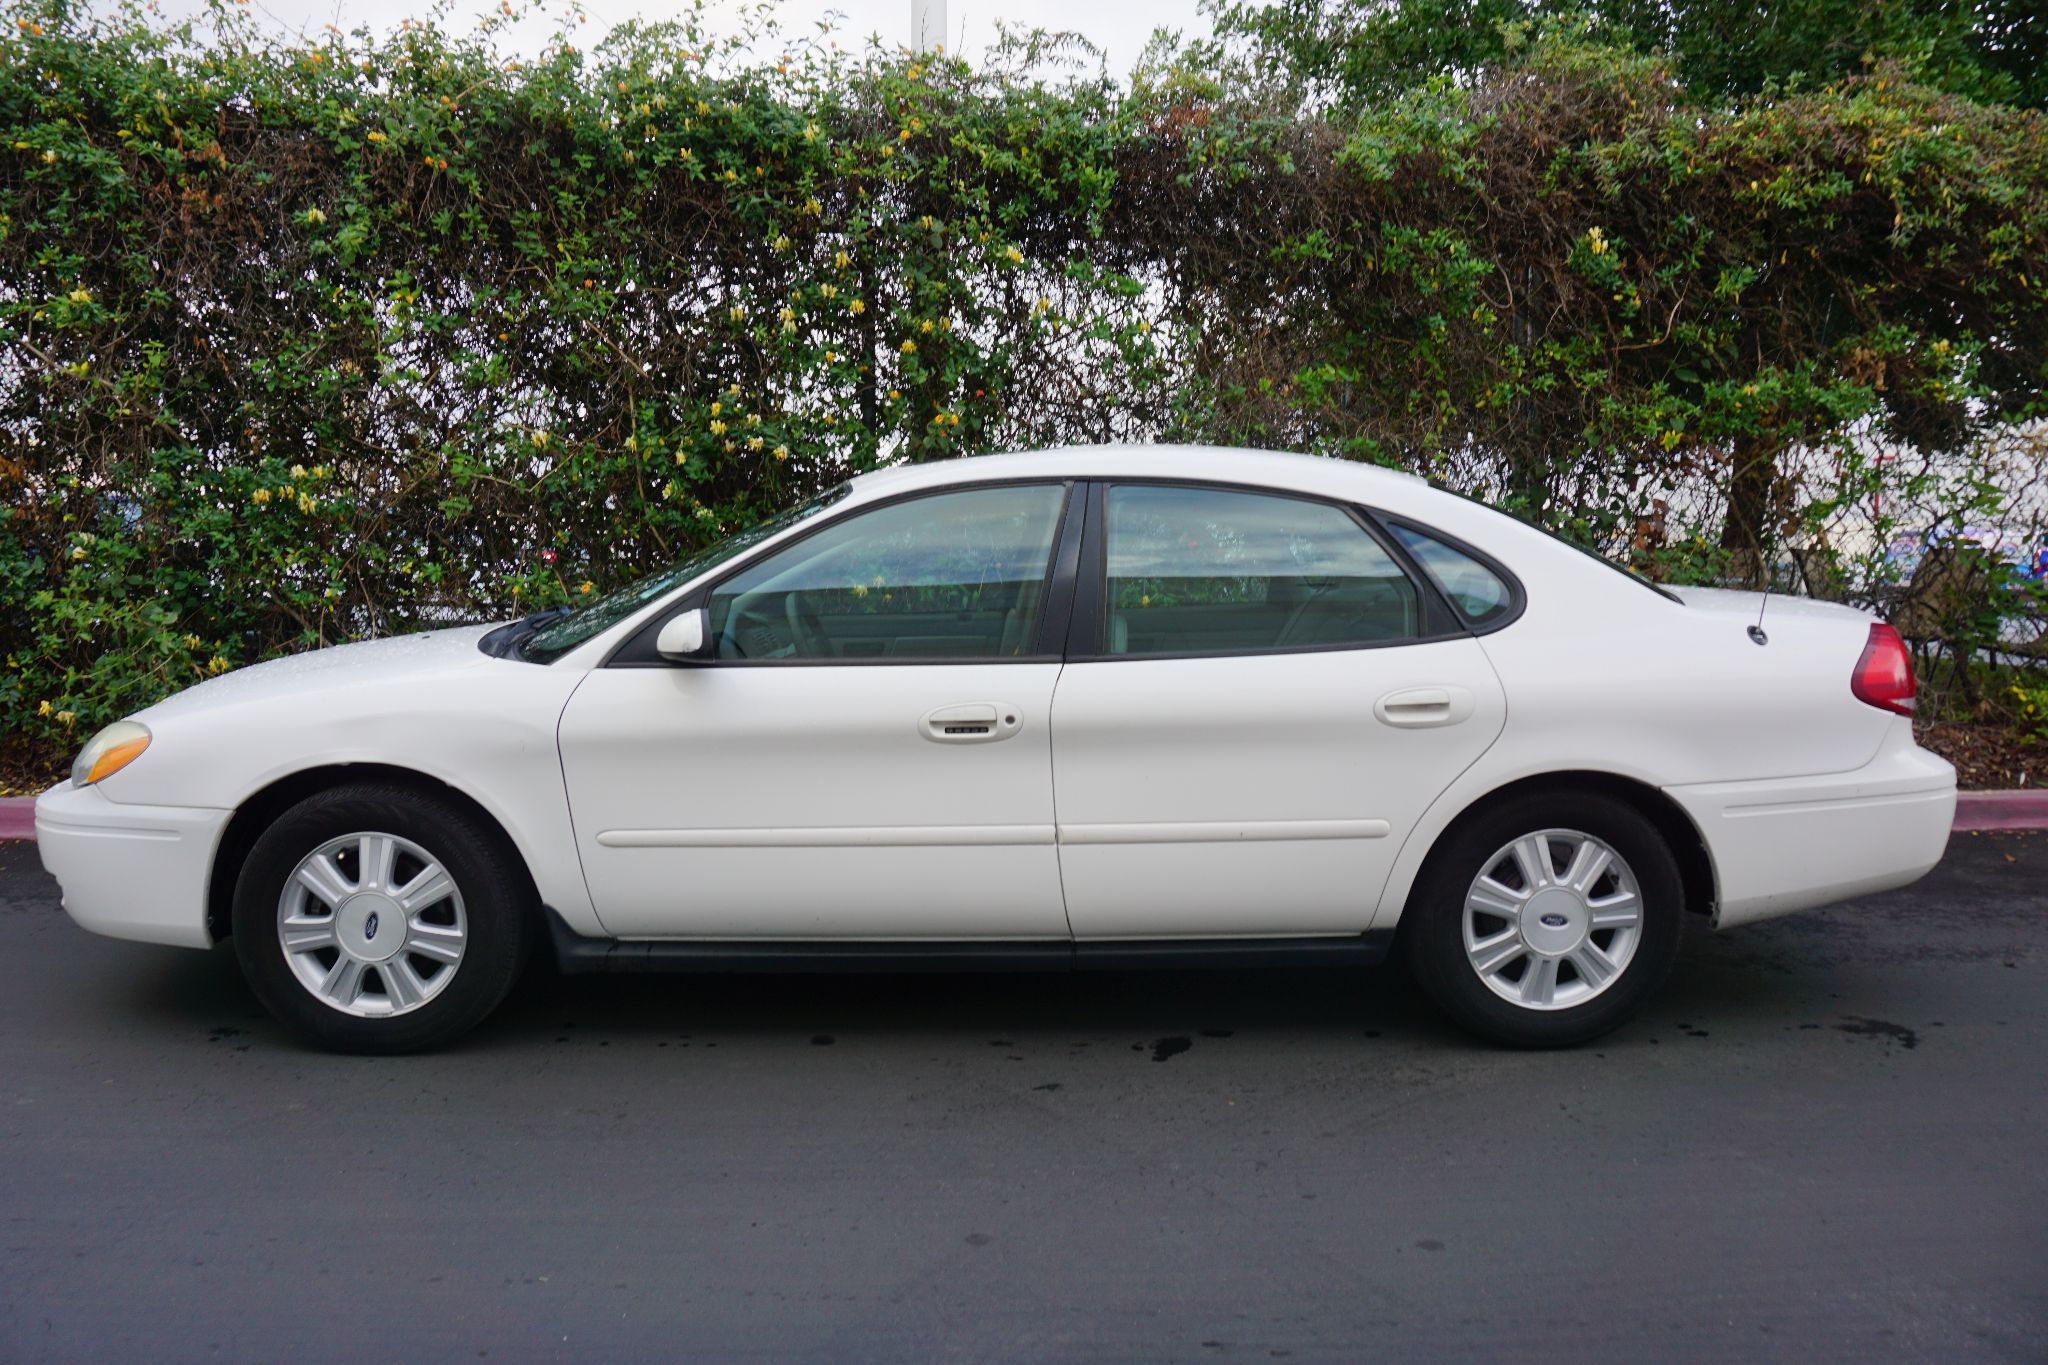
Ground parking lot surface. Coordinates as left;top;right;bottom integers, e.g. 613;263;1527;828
2;832;2043;1362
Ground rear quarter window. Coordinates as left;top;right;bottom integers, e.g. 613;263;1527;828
1385;522;1515;626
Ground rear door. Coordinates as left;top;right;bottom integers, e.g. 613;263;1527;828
1049;482;1508;938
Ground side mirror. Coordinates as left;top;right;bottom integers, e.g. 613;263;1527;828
655;607;713;663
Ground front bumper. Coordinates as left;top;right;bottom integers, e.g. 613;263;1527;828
1664;734;1957;929
34;781;229;949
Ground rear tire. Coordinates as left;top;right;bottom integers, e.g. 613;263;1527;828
1404;790;1682;1048
231;783;533;1054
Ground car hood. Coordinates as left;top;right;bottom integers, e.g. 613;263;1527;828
136;623;509;722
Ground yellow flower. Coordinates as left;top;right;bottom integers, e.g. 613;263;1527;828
290;464;307;479
1003;245;1022;265
678;147;693;161
728;382;742;396
773;445;789;461
36;699;51;718
773;234;791;252
57;710;75;728
824;349;838;363
710;400;722;416
851;584;868;597
820;284;837;299
849;299;866;315
729;304;744;322
900;339;916;354
252;487;272;505
182;634;201;649
366;130;386;143
803;198;821;216
834;250;851;269
709;418;727;436
803;123;819;142
580;581;595;594
747;435;764;451
696;100;711;115
919;319;934;334
67;287;92;304
207;656;231;675
899;128;912;142
297;494;316;514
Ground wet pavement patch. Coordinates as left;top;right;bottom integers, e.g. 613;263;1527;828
1834;1016;1920;1050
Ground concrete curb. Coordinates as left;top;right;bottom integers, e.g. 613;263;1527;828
6;787;2047;842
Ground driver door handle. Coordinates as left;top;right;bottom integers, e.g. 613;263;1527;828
920;703;1024;744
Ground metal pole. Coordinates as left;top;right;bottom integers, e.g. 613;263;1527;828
911;0;946;51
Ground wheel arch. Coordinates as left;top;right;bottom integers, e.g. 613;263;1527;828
1389;770;1716;936
206;762;541;942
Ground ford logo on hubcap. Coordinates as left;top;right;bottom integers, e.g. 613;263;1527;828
364;911;381;940
1538;913;1569;928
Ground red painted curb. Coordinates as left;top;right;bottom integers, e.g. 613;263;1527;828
4;789;2046;843
0;797;34;842
1953;790;2048;832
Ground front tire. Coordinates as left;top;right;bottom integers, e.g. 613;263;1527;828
232;783;533;1053
1404;791;1682;1048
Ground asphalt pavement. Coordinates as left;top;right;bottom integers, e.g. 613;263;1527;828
2;832;2043;1363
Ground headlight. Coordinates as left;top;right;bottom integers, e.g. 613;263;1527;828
71;720;152;787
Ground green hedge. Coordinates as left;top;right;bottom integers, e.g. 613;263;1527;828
2;3;2044;742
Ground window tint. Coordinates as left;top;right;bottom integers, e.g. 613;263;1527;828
708;484;1066;660
1386;522;1513;625
1103;485;1419;655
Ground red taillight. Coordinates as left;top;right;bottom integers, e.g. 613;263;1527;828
1851;623;1916;716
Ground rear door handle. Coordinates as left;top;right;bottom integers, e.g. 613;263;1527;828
1375;686;1475;729
920;703;1024;744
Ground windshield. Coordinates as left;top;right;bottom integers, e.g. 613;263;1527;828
520;484;851;662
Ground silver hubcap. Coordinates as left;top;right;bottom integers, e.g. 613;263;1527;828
1463;829;1642;1012
276;832;467;1018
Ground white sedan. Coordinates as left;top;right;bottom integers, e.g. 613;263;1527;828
36;446;1957;1051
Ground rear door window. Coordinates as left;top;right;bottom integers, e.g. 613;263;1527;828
1102;485;1420;655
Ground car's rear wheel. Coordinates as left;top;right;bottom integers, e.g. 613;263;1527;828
1404;791;1682;1047
231;784;532;1053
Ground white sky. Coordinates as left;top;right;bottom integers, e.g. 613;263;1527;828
132;0;1216;77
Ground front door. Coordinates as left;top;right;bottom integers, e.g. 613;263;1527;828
558;482;1077;939
1049;482;1508;938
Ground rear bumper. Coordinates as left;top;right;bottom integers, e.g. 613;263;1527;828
1664;735;1957;929
34;782;227;949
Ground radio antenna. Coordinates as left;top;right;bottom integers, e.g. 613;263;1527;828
1748;541;1772;646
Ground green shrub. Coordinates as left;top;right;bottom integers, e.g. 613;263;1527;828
1;2;2043;743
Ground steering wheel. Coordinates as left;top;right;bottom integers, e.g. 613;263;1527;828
783;592;832;658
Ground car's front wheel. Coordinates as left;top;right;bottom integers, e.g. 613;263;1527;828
1404;791;1683;1047
231;783;533;1053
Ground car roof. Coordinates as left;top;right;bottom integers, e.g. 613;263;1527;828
842;444;1426;507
